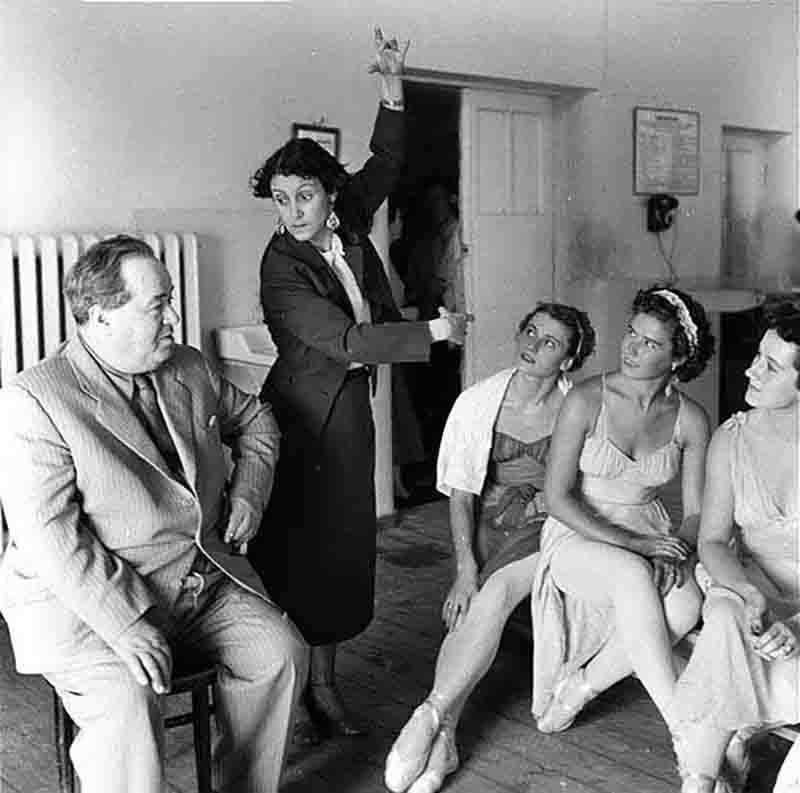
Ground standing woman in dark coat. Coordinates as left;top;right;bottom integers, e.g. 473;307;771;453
248;28;473;742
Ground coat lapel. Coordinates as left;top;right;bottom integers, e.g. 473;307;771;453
273;232;353;317
344;242;365;292
65;337;173;480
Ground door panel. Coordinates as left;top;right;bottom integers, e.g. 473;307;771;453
721;131;768;287
460;90;554;385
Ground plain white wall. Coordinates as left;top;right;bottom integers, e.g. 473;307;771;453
3;0;798;373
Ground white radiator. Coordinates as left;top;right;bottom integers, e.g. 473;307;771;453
0;231;201;548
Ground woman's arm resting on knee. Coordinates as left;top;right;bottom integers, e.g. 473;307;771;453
698;426;767;632
667;399;711;589
545;387;689;561
444;489;479;632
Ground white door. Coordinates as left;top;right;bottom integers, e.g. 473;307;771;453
460;89;555;386
721;130;769;286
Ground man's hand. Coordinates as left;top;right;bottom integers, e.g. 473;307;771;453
111;614;172;694
223;496;260;553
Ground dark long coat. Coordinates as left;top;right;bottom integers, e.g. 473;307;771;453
249;105;434;644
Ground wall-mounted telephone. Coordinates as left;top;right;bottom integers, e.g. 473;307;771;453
647;194;679;233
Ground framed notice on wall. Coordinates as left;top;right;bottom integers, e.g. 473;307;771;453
633;107;700;195
292;122;341;158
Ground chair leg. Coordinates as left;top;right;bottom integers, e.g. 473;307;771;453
191;684;213;793
52;689;77;793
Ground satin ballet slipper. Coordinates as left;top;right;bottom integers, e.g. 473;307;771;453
680;773;719;793
537;668;597;733
406;727;459;793
385;699;444;793
719;728;753;793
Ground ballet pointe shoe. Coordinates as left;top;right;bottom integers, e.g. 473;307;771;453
680;773;718;793
407;727;459;793
720;728;753;793
536;668;597;733
385;699;444;793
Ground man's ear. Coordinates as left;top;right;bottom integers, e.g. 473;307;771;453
88;304;107;328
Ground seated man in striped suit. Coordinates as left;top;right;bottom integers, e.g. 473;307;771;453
0;235;308;793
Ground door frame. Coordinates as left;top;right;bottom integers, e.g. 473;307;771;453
403;67;594;386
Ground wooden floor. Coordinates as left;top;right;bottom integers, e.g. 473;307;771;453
0;499;791;793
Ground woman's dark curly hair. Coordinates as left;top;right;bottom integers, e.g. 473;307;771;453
250;138;373;237
631;285;715;383
762;296;800;388
251;137;348;199
517;302;596;371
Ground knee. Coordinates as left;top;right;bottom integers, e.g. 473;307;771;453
257;615;308;686
259;614;309;686
611;554;654;595
97;666;161;726
666;583;703;636
476;574;522;622
218;608;309;692
702;592;745;632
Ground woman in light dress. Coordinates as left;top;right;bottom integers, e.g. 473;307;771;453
385;303;595;793
670;298;800;793
530;285;714;736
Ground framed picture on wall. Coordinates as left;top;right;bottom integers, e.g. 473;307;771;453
292;122;341;158
633;106;700;195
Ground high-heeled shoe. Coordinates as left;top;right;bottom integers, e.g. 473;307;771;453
385;699;444;793
406;727;459;793
536;668;597;733
291;699;323;747
307;682;366;737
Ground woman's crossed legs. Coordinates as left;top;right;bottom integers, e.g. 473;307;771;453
548;535;701;718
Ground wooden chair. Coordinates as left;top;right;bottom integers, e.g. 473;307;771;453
52;666;216;793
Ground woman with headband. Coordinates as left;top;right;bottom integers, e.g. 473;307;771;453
530;285;714;737
385;303;596;793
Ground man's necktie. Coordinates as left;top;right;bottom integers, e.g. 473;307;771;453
132;373;184;479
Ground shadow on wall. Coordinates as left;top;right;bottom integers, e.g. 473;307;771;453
567;216;633;282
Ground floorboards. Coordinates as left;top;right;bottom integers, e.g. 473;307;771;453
0;498;791;792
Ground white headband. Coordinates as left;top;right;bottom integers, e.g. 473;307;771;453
652;289;699;354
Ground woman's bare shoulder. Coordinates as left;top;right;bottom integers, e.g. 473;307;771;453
562;374;603;418
677;392;711;440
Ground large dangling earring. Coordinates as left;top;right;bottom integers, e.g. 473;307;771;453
276;218;286;235
326;210;340;231
558;363;573;394
665;364;679;398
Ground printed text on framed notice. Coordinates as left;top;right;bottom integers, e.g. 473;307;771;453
634;107;700;195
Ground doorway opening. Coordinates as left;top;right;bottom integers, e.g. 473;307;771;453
389;81;462;507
